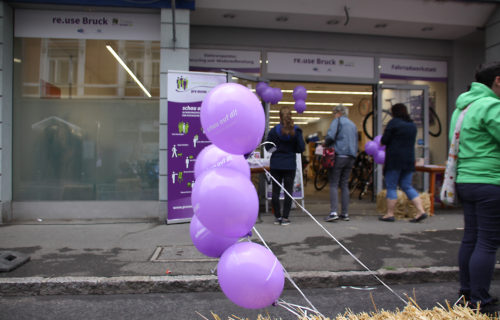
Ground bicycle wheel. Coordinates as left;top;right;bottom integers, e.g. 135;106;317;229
314;166;329;191
429;107;442;137
362;110;392;140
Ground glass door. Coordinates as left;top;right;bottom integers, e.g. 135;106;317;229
375;84;430;195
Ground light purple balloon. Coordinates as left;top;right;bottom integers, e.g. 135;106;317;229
255;82;268;97
374;150;386;164
374;135;383;146
190;214;240;258
365;140;378;156
217;242;285;309
293;85;307;101
194;144;250;180
294;99;306;114
201;83;265;155
191;167;258;238
261;86;274;103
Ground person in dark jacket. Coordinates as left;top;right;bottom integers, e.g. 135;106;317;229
379;103;427;223
265;106;305;225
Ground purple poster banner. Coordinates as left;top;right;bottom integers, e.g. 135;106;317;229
166;71;227;223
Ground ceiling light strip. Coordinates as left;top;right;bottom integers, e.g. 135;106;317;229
277;101;354;106
280;89;372;95
106;45;152;98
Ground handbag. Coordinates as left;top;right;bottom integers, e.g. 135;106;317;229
440;103;472;206
321;119;341;169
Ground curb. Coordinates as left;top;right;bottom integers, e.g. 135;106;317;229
0;266;465;296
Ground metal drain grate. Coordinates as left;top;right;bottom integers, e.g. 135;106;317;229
150;245;217;262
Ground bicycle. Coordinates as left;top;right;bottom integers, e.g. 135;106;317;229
349;151;374;200
362;97;442;140
311;143;329;191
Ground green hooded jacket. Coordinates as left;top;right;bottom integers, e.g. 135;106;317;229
450;82;500;185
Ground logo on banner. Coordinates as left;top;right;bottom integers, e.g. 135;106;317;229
176;76;189;92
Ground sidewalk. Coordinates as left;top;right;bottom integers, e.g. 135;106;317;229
1;199;499;296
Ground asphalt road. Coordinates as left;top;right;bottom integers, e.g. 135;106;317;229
2;280;499;320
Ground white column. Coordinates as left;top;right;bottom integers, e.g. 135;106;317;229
158;8;190;222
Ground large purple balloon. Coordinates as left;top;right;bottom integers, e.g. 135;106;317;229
190;214;240;258
255;82;268;97
260;86;274;103
374;135;383;147
374;150;386;164
191;167;258;238
294;99;306;114
365;140;378;156
194;144;250;180
293;85;307;101
217;242;285;309
201;83;265;155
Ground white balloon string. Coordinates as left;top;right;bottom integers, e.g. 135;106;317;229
252;152;407;305
252;226;323;317
277;299;325;319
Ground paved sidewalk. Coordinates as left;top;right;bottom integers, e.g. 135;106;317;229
1;200;499;296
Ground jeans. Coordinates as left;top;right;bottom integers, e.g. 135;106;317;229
384;169;419;200
457;183;500;305
328;156;355;215
270;169;296;219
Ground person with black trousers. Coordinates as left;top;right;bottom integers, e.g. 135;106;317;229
265;106;305;225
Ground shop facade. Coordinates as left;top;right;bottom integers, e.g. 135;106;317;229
0;1;498;223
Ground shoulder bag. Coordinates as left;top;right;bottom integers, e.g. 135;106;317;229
440;104;471;206
321;119;341;169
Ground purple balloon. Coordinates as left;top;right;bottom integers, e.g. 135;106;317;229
272;88;283;104
374;150;386;164
194;144;250;180
201;83;265;155
365;141;378;156
261;86;274;103
293;85;307;101
191;167;258;238
217;242;285;309
255;82;268;97
374;135;383;147
294;99;306;113
190;214;240;258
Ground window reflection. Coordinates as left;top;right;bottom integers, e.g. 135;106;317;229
13;38;160;201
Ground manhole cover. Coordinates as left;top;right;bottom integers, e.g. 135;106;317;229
0;251;30;272
150;245;217;262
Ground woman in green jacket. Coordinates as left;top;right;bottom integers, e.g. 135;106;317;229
453;62;500;314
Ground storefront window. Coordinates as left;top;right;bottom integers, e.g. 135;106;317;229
13;38;160;200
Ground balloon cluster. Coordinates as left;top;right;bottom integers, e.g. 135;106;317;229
191;83;285;309
292;85;307;114
365;135;386;164
255;82;283;104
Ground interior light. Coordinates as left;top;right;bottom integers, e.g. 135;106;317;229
106;45;152;98
277;101;353;106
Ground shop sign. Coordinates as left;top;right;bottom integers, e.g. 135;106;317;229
380;58;447;82
266;52;374;79
189;49;261;74
15;9;160;41
166;70;227;223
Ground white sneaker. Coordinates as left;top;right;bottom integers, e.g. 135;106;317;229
324;212;339;222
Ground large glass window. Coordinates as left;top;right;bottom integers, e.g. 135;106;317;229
13;38;160;200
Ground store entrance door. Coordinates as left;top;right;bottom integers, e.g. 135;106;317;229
375;84;430;195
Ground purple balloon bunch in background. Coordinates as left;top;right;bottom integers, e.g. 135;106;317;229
364;134;386;164
255;81;283;104
293;85;307;114
191;82;285;309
